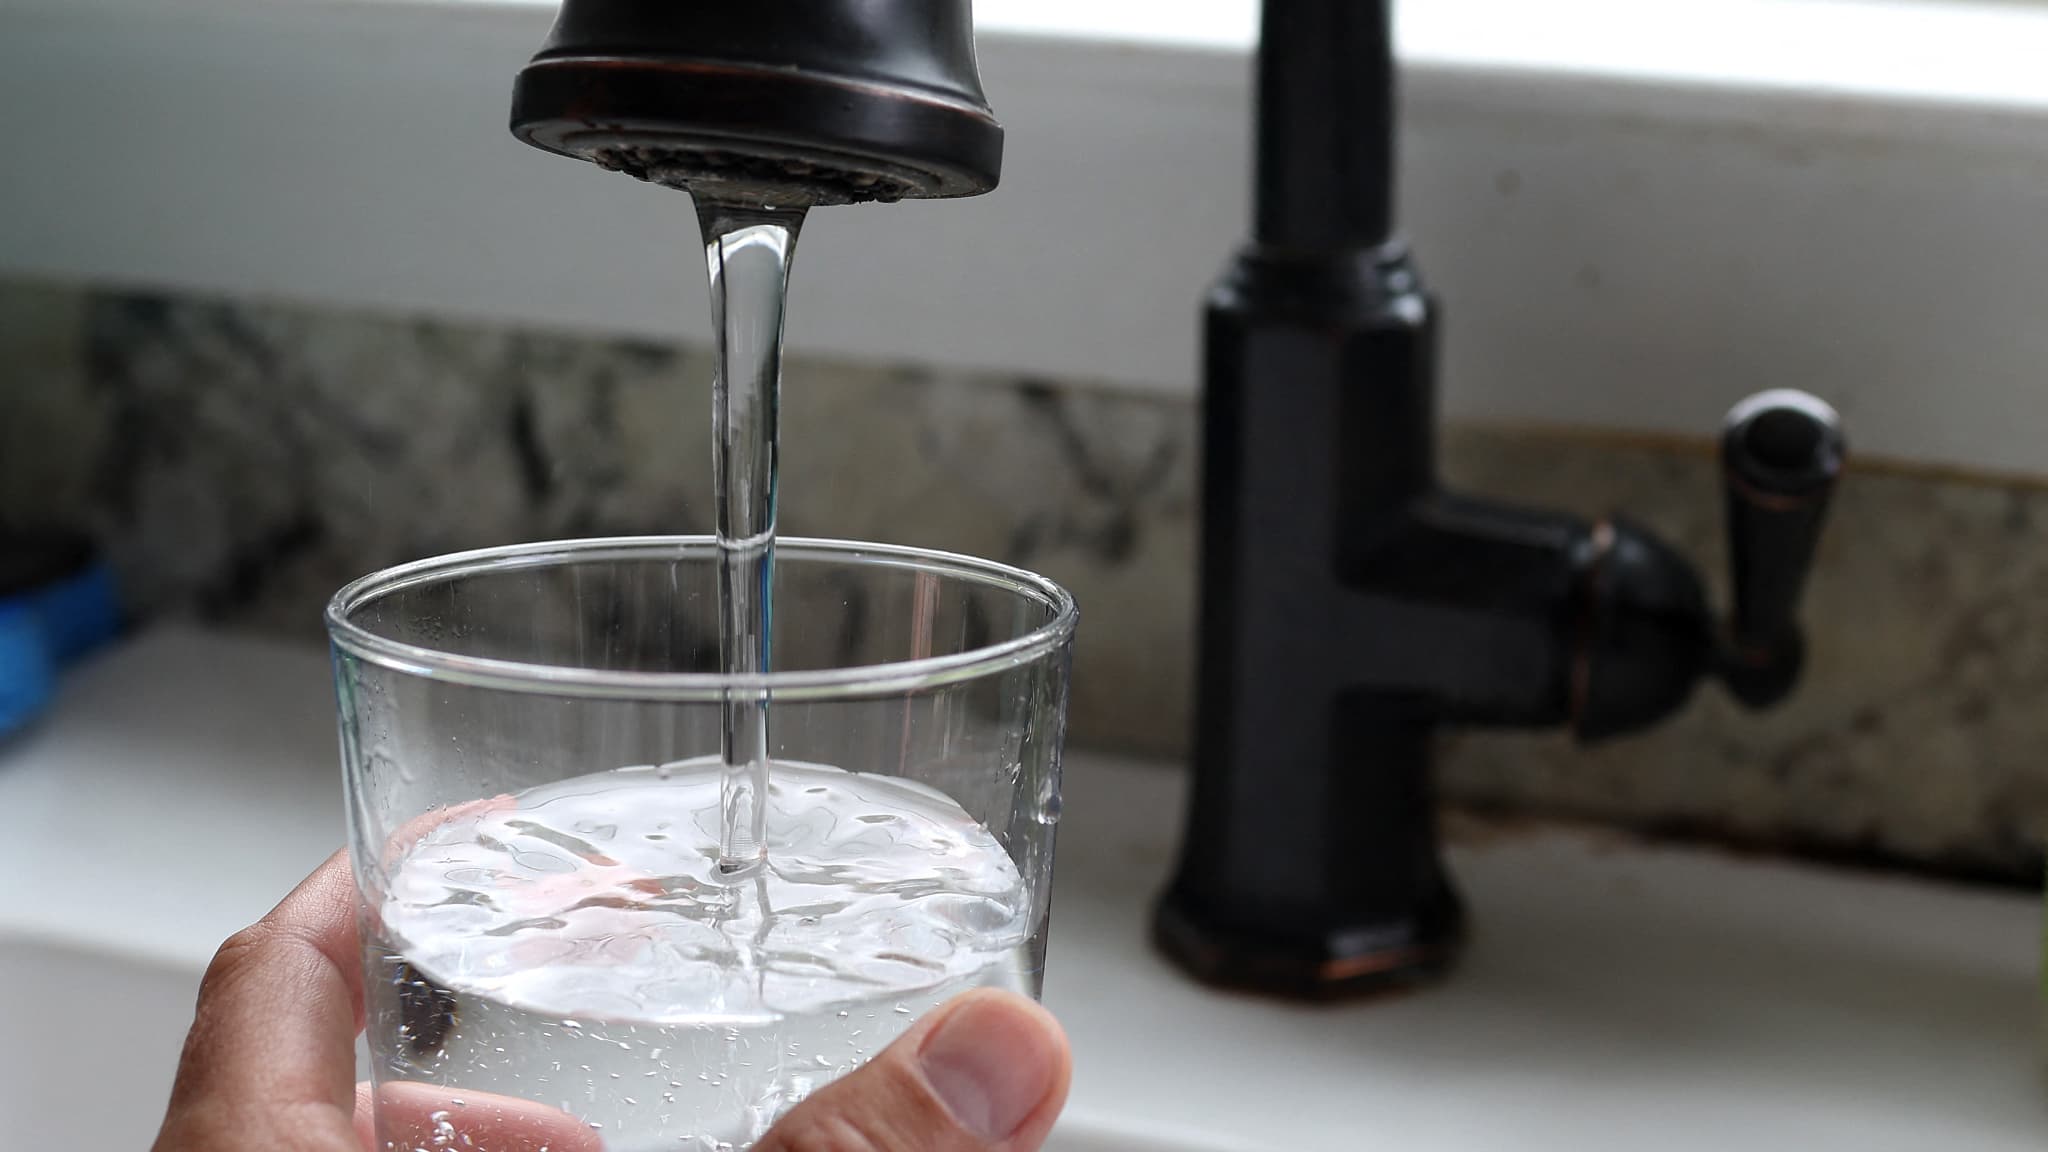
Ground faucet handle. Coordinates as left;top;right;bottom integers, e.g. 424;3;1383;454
1716;390;1846;707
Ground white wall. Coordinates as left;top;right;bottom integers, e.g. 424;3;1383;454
5;0;2048;474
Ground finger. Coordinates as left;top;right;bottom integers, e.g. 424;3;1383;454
353;1081;605;1152
377;794;517;873
154;851;363;1152
758;989;1071;1152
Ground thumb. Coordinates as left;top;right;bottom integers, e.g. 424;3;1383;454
757;989;1071;1152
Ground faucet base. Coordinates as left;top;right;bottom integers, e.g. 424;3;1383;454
1152;878;1465;1000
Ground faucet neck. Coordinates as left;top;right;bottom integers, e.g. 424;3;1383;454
1253;0;1397;252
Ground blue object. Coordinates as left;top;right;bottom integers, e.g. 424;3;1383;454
34;562;122;663
0;599;56;738
0;532;121;740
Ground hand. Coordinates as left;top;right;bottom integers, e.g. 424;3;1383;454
152;851;1072;1152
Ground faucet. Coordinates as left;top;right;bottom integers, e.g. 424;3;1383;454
507;0;1844;1001
507;1;1003;209
1153;0;1844;997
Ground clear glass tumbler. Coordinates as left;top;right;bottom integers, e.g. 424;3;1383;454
327;537;1076;1152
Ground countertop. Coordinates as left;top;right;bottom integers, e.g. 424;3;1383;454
2;627;2043;1150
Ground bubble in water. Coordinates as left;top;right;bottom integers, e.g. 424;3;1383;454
1037;790;1062;826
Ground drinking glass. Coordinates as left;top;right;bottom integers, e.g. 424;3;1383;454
327;537;1075;1151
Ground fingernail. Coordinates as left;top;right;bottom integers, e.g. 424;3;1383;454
918;994;1060;1142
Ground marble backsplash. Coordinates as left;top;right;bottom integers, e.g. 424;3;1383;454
4;277;2045;882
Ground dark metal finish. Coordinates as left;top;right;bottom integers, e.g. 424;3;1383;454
1254;0;1395;249
1155;0;1845;998
1717;390;1846;707
510;0;1003;207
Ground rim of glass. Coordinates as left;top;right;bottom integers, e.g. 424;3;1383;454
325;536;1078;702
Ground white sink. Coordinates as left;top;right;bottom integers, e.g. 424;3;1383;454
6;632;2044;1152
0;933;198;1150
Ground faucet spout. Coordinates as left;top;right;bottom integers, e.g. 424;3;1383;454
508;0;1004;207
